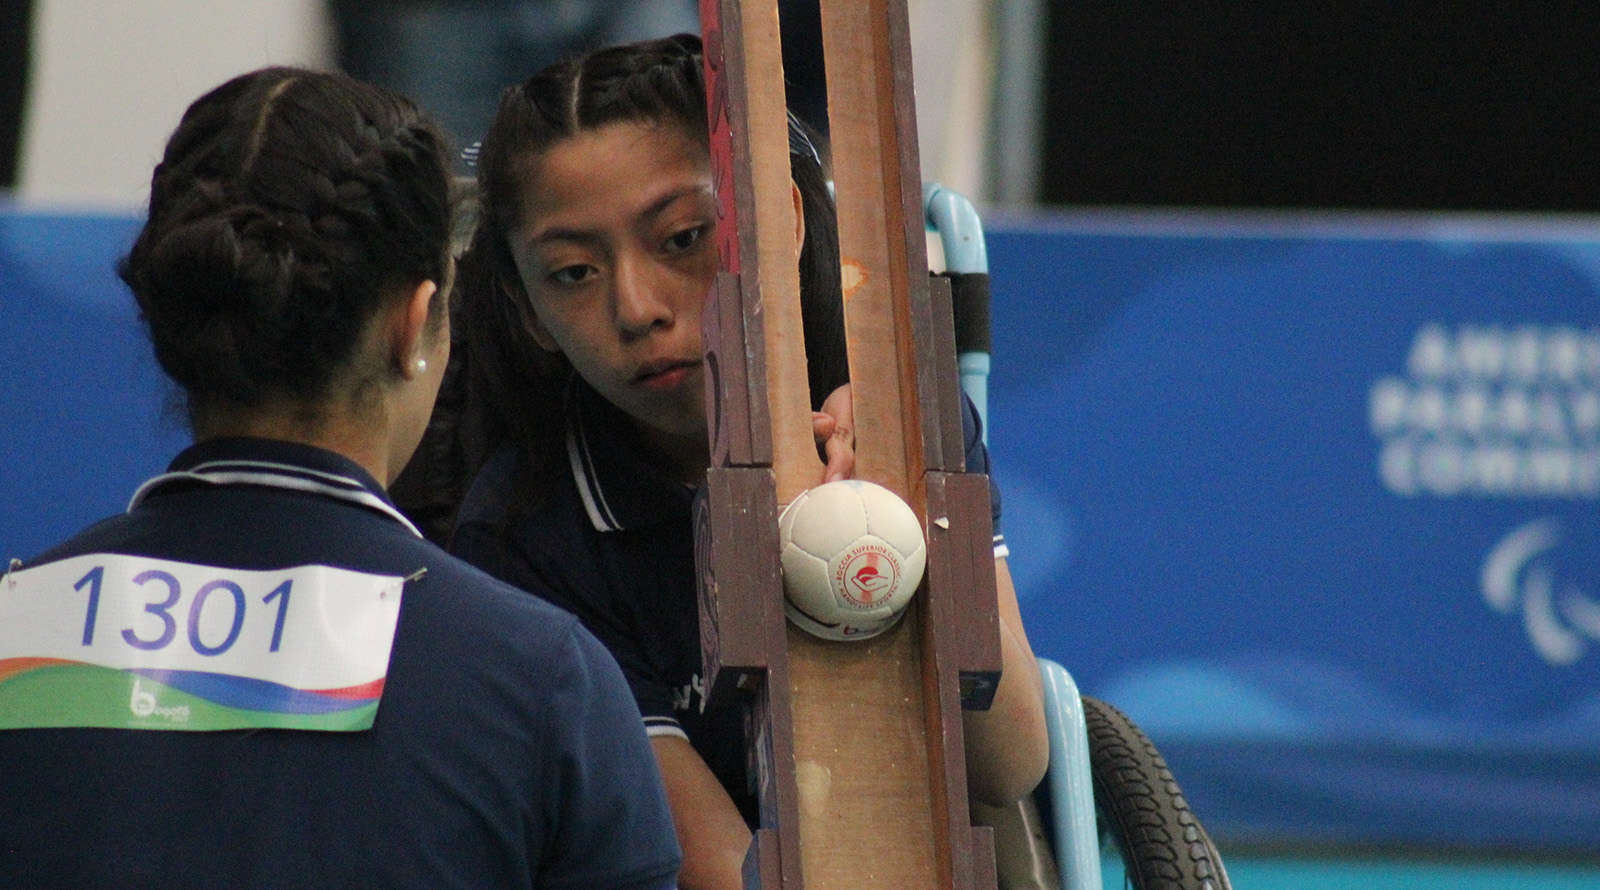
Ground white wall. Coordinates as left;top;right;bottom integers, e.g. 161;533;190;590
15;1;1031;209
18;0;332;209
909;0;995;205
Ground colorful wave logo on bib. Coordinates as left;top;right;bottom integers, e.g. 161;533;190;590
0;658;382;731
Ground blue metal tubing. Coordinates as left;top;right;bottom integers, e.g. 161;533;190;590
923;182;990;275
1039;658;1104;890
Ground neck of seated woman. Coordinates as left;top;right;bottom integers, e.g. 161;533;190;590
191;391;407;489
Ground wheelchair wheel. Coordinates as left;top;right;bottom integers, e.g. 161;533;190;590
1083;696;1231;890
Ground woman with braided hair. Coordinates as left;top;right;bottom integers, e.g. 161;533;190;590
447;35;1047;890
0;66;679;890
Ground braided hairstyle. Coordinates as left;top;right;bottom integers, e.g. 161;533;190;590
120;67;455;428
459;34;848;494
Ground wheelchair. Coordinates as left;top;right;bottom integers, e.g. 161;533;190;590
925;184;1231;890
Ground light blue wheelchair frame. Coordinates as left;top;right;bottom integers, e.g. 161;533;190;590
925;183;1104;890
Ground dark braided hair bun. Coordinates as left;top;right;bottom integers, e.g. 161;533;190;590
120;67;454;416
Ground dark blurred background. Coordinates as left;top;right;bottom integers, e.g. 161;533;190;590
5;2;1598;209
1;0;33;189
1039;2;1600;211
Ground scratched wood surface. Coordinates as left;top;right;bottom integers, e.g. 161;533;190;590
695;1;1001;887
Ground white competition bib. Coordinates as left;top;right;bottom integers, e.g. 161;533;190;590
0;554;404;731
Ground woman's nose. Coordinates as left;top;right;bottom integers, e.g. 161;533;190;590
613;256;674;336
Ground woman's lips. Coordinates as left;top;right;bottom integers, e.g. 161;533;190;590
634;360;700;391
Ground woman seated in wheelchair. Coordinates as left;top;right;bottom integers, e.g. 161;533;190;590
441;34;1049;890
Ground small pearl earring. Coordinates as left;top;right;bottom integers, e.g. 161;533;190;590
414;358;428;375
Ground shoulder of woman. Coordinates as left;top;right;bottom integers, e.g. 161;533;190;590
453;442;522;531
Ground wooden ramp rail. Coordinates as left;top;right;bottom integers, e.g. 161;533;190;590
694;2;1003;888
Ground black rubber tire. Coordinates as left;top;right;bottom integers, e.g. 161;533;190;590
1083;696;1231;890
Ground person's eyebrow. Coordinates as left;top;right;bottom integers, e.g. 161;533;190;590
640;184;714;222
524;224;597;248
523;185;712;249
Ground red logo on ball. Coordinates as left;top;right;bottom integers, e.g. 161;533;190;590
837;543;900;608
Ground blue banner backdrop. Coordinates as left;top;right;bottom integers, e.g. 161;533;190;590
4;208;1598;851
0;211;187;563
985;211;1600;852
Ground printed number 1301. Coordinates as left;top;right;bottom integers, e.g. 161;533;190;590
73;566;291;657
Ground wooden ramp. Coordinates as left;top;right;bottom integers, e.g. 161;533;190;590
694;2;1003;888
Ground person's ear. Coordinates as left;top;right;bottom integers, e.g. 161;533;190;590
396;279;439;380
791;179;806;258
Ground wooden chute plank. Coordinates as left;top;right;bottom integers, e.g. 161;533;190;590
695;466;804;888
788;620;939;890
818;0;931;506
781;2;958;889
701;0;817;498
698;3;812;887
920;272;966;473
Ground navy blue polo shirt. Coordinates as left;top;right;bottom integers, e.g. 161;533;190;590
0;437;680;890
453;379;1003;825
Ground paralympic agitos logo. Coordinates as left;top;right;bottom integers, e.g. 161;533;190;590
1482;519;1600;666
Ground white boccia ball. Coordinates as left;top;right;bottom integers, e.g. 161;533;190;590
778;479;927;641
